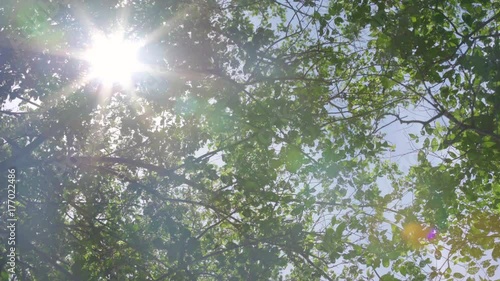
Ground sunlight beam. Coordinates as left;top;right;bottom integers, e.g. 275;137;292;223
84;32;143;86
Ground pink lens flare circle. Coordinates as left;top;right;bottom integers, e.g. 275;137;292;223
426;228;438;240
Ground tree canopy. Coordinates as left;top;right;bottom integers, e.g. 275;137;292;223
0;0;499;280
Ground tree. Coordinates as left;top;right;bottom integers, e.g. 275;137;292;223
316;0;500;279
0;0;499;280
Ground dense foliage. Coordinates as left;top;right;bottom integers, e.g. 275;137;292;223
1;0;499;280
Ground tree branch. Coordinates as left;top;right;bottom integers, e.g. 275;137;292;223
387;112;444;127
74;156;208;192
18;234;76;280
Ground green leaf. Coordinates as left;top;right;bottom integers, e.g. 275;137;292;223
467;266;479;275
423;138;430;148
493;244;500;260
336;222;346;238
487;265;498;277
431;138;439;151
461;13;473;27
313;11;321;20
435;249;442;260
483;141;496;148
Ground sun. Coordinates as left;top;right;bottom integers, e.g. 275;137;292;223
85;32;143;86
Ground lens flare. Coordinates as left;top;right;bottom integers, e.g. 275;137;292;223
84;32;143;86
402;222;438;247
426;228;438;240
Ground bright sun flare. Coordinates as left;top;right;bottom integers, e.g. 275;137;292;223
85;32;142;86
